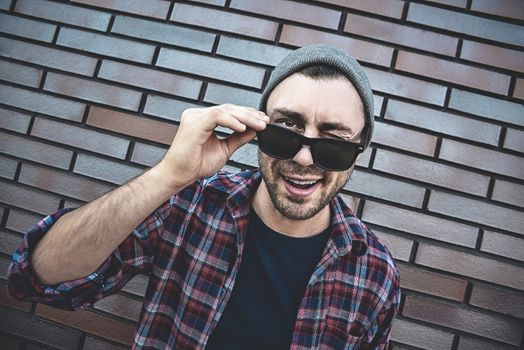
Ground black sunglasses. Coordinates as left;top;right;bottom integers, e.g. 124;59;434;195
257;124;365;171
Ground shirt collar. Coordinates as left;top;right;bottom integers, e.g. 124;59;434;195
205;169;369;257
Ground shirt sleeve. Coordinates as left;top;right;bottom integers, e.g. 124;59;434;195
7;201;171;310
367;268;401;349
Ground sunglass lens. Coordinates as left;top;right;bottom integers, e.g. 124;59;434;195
258;125;300;159
314;141;357;171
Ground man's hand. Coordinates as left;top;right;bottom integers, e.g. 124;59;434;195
157;104;269;189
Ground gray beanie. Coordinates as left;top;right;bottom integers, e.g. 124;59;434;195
259;44;374;149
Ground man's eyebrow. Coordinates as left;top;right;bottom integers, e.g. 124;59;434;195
318;122;354;135
271;107;356;136
270;108;307;125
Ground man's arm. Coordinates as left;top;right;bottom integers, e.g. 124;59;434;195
31;104;269;285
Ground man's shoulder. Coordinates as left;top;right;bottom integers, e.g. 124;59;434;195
334;197;399;281
203;169;259;192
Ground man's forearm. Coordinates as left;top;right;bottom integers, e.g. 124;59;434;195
32;162;183;285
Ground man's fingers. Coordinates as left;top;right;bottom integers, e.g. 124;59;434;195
203;105;268;133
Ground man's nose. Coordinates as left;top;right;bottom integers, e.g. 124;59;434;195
292;146;314;167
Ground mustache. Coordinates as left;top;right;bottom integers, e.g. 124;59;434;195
276;160;325;177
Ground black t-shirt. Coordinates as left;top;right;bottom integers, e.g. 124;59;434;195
206;210;330;350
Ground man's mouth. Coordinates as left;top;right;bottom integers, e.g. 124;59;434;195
283;176;321;189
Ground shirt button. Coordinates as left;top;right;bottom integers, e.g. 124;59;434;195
220;288;226;296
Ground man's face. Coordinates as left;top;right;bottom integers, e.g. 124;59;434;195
258;73;366;221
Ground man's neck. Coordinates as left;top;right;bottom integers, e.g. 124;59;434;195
250;180;331;238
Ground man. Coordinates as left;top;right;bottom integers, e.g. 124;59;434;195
8;45;400;349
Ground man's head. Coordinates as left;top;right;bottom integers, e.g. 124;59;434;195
256;45;373;221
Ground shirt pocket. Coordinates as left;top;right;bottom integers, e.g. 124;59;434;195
319;315;365;349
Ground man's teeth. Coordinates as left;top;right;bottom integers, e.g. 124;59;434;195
284;177;318;186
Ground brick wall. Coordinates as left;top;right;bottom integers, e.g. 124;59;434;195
0;0;523;349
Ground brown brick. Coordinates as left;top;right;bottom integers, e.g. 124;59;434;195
94;293;141;322
373;149;491;196
171;3;278;41
157;48;266;88
0;155;18;180
0;37;97;77
0;85;86;122
385;99;501;145
83;336;128;350
319;0;405;18
230;0;341;29
191;0;225;5
403;294;523;345
87;106;178;146
280;25;393;67
0;59;42;88
429;190;524;234
362;201;479;247
71;0;170;20
6;208;44;233
372;230;413;262
390;318;454;350
36;304;135;346
130;142;167;167
0;307;82;349
0;107;31;133
373;121;438;156
0;0;11;10
74;153;144;185
355;146;372;168
31;118;130;159
204;83;261;108
449;89;523;127
0;180;61;214
0;131;74;169
98;60;201;99
460;40;524;73
345;14;458;56
0;256;11;281
44;72;142;111
57;27;155;64
19;163;115;201
15;0;111;31
63;198;85;209
492;179;524;207
415;242;524;290
111;15;215;52
458;336;516;350
217;36;292;66
471;0;524;21
0;12;56;42
365;68;447;106
143;95;199;123
396;51;511;95
121;274;148;297
481;230;524;262
470;282;524;319
439;139;523;179
514;78;524;100
407;3;524;46
0;230;23;258
344;170;426;207
425;0;467;7
398;263;468;301
0;333;23;350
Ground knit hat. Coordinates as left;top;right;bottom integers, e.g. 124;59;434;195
259;44;374;149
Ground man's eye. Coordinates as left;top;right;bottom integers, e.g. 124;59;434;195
282;120;297;128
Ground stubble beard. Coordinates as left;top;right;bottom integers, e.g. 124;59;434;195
258;152;351;221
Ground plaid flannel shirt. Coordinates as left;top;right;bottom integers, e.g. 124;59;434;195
8;169;400;349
